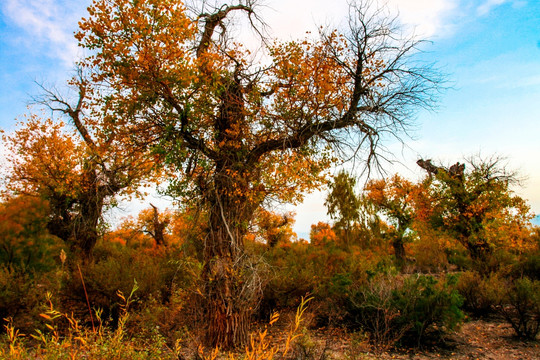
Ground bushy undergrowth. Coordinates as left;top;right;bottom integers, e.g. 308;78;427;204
344;273;464;350
455;250;540;339
259;241;465;350
1;287;178;360
1;294;313;360
1;221;539;356
0;265;62;332
456;270;502;315
259;241;385;325
63;241;194;326
497;277;540;339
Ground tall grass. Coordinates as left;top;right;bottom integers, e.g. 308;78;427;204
1;293;312;360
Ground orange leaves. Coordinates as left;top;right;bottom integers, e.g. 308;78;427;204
78;0;197;92
268;33;351;122
363;174;418;231
310;222;337;246
258;147;333;205
2;115;84;198
71;0;402;220
253;209;297;247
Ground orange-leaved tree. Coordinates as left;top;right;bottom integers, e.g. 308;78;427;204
253;209;297;247
363;174;419;262
2;104;156;258
74;0;441;347
310;222;338;247
105;206;173;248
417;156;535;271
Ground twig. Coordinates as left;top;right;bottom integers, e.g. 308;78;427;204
77;264;95;332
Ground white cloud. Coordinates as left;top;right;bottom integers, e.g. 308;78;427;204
263;0;459;40
387;0;460;37
476;0;527;15
1;0;85;66
289;190;330;238
477;0;510;15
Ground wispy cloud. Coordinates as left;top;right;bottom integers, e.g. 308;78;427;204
476;0;527;15
387;0;460;37
477;0;509;15
1;0;84;66
265;0;460;42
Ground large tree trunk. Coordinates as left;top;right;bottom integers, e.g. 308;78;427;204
202;167;260;348
199;64;264;347
204;245;251;347
73;166;108;259
203;200;252;348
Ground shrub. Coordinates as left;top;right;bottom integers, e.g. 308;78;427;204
62;240;196;329
0;294;312;360
0;195;64;273
345;274;407;353
393;274;464;344
512;252;540;280
497;277;540;339
345;274;464;349
456;271;503;315
409;229;451;273
0;289;174;360
0;265;62;332
259;241;378;325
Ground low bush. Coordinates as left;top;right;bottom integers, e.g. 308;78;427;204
497;277;540;340
259;241;381;326
62;240;199;330
512;252;540;280
0;265;62;332
1;288;174;360
0;292;312;360
408;230;451;273
456;270;503;315
345;273;464;349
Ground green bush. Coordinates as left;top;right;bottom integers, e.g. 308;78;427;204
0;195;65;273
497;277;540;339
259;241;378;325
345;274;464;349
393;274;464;344
512;252;540;280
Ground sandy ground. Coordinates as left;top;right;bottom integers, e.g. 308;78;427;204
289;317;539;360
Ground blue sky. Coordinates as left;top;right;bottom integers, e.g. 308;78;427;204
1;0;539;234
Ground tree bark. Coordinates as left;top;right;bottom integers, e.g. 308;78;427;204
202;171;256;348
392;237;405;263
149;204;167;247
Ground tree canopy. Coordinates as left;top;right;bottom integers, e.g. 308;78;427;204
417;156;534;269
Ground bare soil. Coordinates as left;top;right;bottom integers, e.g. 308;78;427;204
293;317;539;360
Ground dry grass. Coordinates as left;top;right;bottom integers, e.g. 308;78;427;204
1;295;313;360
